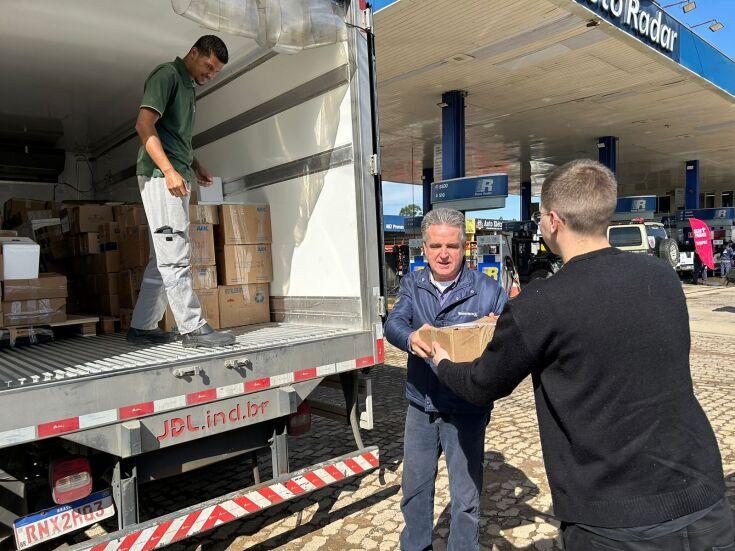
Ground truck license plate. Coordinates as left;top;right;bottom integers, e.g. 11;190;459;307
13;489;115;549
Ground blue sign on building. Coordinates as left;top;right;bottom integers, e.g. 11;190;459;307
383;215;405;232
615;195;657;213
431;174;508;211
574;0;681;61
677;208;735;222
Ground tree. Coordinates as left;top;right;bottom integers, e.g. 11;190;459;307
399;204;422;217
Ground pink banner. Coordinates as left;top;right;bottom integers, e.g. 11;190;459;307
689;218;714;270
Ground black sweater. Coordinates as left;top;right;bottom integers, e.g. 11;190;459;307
437;247;725;527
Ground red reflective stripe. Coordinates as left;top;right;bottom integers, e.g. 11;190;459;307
141;520;173;551
186;389;217;405
359;0;367;9
117;531;143;551
303;471;327;488
324;465;345;481
284;479;306;495
293;368;317;382
119;402;154;420
91;544;109;551
233;495;261;513
199;505;236;532
343;458;364;474
171;511;200;543
257;486;284;504
245;377;270;392
376;339;385;362
362;452;379;468
38;417;79;437
356;355;374;368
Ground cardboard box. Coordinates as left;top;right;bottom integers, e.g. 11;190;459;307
130;267;145;291
119;226;150;269
192;265;217;290
98;222;121;244
119;308;134;331
417;317;497;363
114;205;147;228
61;205;114;234
161;288;220;332
216;244;273;285
0;237;40;280
189;205;219;225
94;273;119;296
73;233;100;256
96;294;120;317
118;271;138;309
3;273;67;301
3;199;48;228
2;298;66;327
88;251;120;274
0;231;18;237
218;284;270;328
190;224;216;266
217;204;272;245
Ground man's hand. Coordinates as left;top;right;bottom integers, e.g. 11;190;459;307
164;168;189;198
431;342;451;365
409;324;433;359
194;161;214;187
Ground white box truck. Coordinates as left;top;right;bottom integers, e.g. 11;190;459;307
0;1;385;548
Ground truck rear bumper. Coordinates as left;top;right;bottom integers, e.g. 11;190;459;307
67;447;379;551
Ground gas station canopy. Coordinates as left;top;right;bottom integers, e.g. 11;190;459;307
374;0;735;198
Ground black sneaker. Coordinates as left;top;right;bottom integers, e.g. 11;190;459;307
126;327;177;345
181;323;236;348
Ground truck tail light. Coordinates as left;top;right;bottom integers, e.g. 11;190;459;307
50;457;92;505
287;401;312;436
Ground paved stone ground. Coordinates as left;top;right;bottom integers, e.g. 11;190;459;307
69;285;735;550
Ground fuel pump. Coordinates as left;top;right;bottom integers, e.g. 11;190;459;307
408;238;426;271
476;234;505;284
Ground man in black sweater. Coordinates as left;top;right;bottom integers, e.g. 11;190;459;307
430;160;734;550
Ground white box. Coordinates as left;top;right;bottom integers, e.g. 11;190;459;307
0;237;40;280
197;176;224;204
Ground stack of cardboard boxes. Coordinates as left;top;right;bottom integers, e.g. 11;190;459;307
216;204;272;328
0;236;68;328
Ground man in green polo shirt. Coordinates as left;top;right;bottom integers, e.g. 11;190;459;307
128;35;235;348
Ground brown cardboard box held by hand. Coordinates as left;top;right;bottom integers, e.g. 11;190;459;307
418;316;497;363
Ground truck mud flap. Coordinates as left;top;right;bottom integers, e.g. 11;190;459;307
68;446;379;551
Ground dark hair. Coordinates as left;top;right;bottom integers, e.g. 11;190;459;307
193;35;228;64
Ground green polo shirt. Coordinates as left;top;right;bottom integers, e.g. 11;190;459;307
136;57;196;183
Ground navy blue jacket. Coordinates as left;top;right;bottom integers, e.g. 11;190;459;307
385;265;508;414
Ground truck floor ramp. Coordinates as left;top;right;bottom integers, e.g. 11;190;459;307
0;323;357;391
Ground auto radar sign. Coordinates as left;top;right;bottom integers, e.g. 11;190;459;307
580;0;680;55
689;218;714;269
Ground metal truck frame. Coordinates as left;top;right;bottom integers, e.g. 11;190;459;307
0;2;385;548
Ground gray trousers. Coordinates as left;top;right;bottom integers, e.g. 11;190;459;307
130;176;206;334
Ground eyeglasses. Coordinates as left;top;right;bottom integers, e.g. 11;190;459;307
531;211;551;224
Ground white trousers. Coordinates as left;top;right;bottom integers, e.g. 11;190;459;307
130;176;206;334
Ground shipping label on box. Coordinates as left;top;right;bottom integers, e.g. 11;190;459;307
192;265;217;290
418;317;497;363
218;284;270;329
2;298;66;327
190;224;216;266
189;205;219;225
216;244;273;285
0;237;40;280
217;204;272;245
161;288;220;332
3;273;67;301
119;226;150;270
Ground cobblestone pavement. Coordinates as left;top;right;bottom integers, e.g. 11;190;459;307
70;286;735;550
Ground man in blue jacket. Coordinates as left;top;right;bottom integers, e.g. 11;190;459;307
385;208;508;551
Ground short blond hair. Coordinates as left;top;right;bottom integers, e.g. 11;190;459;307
541;159;617;236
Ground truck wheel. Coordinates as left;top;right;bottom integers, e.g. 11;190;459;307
529;269;552;281
658;238;679;268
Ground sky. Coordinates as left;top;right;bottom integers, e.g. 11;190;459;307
375;0;735;221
